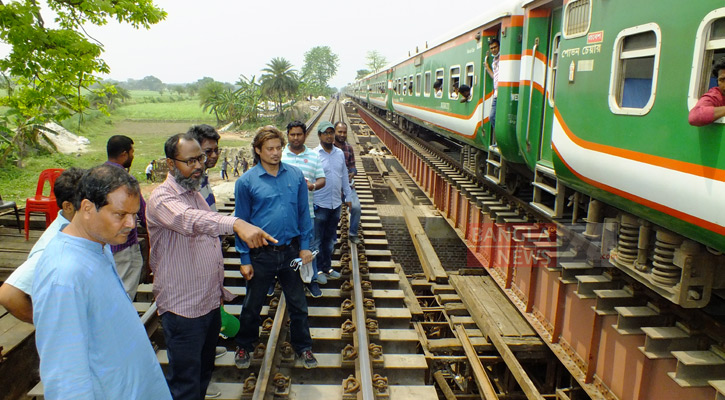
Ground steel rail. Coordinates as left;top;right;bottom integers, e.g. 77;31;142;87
349;234;375;400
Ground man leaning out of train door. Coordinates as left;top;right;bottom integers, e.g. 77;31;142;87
689;57;725;126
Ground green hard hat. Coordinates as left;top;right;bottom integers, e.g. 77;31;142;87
220;305;240;338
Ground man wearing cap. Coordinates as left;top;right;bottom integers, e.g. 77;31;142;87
312;121;351;284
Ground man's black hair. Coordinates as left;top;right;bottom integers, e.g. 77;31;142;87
433;80;443;90
187;124;220;144
106;135;134;159
75;164;140;210
490;38;500;46
164;132;196;160
459;84;471;93
286;121;307;134
54;167;85;209
713;57;725;78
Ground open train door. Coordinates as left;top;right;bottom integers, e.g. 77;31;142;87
539;7;562;167
520;3;569;218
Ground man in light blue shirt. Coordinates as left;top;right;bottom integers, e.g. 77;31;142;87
33;164;171;400
0;168;84;323
313;121;351;282
281;120;326;297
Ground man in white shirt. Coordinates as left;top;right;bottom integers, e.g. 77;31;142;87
0;167;85;323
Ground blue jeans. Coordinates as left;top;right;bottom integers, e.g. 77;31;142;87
235;243;312;354
348;189;361;237
490;96;498;136
161;309;220;400
312;205;341;275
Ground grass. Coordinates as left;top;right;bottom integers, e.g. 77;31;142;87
0;88;314;204
114;99;215;121
0;91;247;204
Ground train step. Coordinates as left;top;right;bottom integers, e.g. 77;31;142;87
531;163;565;219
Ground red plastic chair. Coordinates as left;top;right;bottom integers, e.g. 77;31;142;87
25;168;64;240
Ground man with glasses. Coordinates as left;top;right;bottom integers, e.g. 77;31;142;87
188;124;222;212
147;133;275;399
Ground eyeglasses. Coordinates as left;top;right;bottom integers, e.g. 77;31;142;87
172;154;207;167
203;147;221;156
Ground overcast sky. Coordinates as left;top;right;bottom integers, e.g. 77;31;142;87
77;0;490;89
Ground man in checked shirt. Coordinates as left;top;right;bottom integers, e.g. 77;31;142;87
146;132;275;400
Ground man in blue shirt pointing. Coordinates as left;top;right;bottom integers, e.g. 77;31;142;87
233;125;318;370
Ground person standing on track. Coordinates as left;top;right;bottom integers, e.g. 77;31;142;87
281;120;326;297
0;168;84;323
105;135;146;301
147;133;274;399
233;125;318;370
333;121;361;245
33;164;172;400
188;124;222;212
312;121;351;284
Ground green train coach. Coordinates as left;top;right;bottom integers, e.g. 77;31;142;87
348;0;725;308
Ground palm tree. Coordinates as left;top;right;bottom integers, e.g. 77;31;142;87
260;57;299;116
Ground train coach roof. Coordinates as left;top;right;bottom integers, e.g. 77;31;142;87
350;0;524;85
386;0;524;69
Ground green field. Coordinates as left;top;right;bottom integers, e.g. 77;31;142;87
0;92;249;205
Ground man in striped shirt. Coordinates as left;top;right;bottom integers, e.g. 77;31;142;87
147;133;275;399
281;121;326;297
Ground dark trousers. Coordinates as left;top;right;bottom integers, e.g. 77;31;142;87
312;205;341;274
161;309;220;400
235;244;312;354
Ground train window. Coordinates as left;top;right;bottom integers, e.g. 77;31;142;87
563;0;591;39
688;10;725;117
397;78;402;94
415;73;422;96
547;34;562;107
435;69;444;98
408;75;414;96
465;63;475;87
608;23;661;116
424;71;431;97
449;66;461;100
403;77;408;95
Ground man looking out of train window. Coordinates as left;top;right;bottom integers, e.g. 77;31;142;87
689;57;725;126
459;84;472;103
485;38;500;134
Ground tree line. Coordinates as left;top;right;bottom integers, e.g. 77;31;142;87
0;0;387;166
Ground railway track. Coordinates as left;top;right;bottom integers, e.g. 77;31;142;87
351;99;725;400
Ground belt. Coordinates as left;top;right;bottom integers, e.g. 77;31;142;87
252;237;299;253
